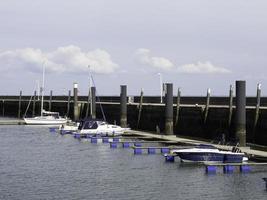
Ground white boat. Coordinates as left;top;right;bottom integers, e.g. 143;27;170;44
59;121;79;134
24;110;68;125
24;64;67;125
168;144;248;163
74;118;130;137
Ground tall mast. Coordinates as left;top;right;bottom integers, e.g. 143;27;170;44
40;62;45;116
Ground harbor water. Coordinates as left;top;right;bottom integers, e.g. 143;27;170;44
0;125;266;200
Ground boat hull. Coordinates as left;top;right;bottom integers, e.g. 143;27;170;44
177;152;244;163
24;118;67;125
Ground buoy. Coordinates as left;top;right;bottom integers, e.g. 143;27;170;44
122;142;130;148
134;148;142;155
206;166;216;174
161;148;169;154
110;142;118;148
223;165;234;174
148;147;156;154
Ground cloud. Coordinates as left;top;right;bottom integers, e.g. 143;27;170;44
135;48;174;71
0;45;119;74
177;61;231;74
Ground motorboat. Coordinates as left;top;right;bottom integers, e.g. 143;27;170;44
169;144;248;163
24;110;68;125
74;118;130;137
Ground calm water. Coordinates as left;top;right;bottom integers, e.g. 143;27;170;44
0;125;266;200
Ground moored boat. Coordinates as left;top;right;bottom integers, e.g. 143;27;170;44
169;144;248;163
74;118;130;137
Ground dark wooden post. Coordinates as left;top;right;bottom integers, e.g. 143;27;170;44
18;90;22;119
66;90;71;117
49;90;53;111
91;87;96;119
120;85;127;128
32;90;36;117
137;88;144;129
85;86;91;118
165;83;173;135
228;85;233;127
235;80;246;146
73;83;79;121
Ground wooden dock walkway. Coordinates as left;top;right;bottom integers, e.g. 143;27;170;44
0;119;25;125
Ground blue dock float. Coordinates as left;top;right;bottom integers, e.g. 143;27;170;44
122;142;130;148
148;147;156;154
49;127;57;133
165;155;175;162
206;166;217;174
161;148;170;154
110;142;118;148
113;137;120;142
73;133;81;139
91;137;98;143
239;165;251;173
102;137;109;143
223;165;234;174
134;148;142;155
134;142;142;147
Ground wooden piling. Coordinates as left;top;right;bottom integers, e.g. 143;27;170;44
73;83;79;121
66;90;71;117
228;85;233;127
91;87;96;119
85;86;91;118
120;85;127;128
165;83;173;135
2;100;5;117
235;80;246;147
253;83;261;142
175;88;181;127
49;90;52;111
32;90;36;117
203;88;211;124
18;91;22;119
137;88;144;129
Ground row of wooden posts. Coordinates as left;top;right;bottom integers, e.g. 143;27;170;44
14;80;261;147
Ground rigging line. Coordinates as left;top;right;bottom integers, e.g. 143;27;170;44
23;86;37;118
90;75;106;121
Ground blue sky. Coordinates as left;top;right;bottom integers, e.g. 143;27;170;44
0;0;267;96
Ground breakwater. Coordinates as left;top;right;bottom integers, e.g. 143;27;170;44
1;94;267;146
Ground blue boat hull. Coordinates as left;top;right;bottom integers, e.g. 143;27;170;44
177;152;244;163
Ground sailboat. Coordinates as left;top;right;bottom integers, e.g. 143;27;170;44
24;64;68;125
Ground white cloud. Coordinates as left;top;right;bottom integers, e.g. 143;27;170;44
0;45;119;74
177;61;231;74
135;48;174;71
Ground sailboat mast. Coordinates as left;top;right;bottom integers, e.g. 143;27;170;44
40;63;45;117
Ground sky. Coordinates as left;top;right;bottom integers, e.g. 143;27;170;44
0;0;267;96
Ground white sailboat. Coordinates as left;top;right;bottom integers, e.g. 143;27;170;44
24;64;68;125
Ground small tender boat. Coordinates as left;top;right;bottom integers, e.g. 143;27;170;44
74;118;130;137
169;144;248;163
24;110;68;125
